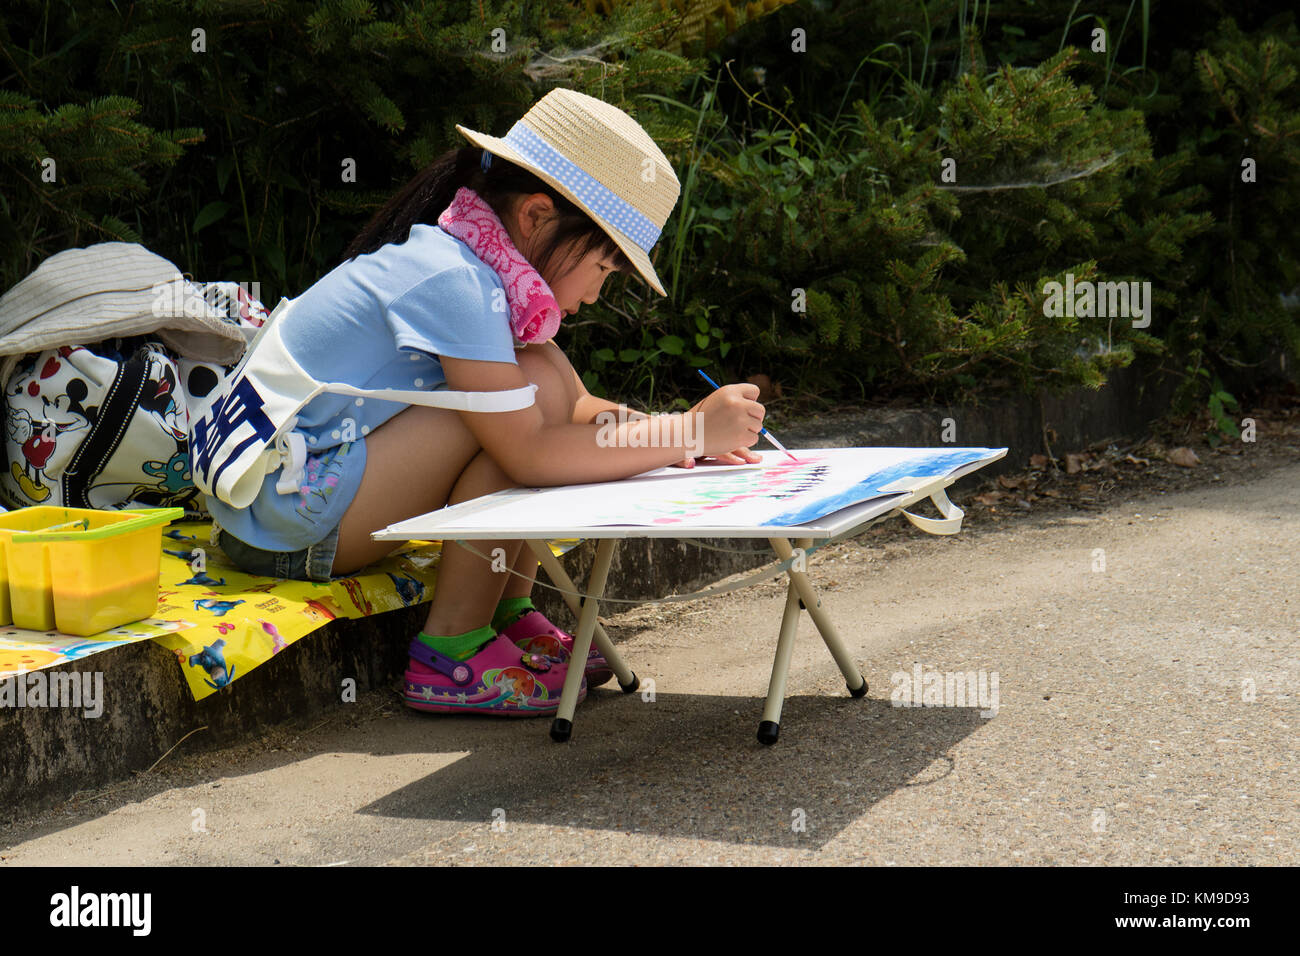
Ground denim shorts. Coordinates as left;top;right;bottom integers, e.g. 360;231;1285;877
214;522;342;583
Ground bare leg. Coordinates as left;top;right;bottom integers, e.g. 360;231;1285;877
503;544;540;601
329;345;576;636
419;447;525;635
330;402;480;575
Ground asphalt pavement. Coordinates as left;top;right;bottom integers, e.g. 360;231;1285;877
1;460;1295;866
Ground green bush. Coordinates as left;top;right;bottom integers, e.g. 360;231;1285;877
2;0;1297;420
613;0;1298;416
583;46;1208;405
0;0;702;296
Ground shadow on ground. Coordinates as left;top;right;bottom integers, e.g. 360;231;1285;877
357;687;988;850
1;684;990;853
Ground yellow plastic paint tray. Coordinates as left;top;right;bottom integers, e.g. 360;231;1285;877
0;506;183;635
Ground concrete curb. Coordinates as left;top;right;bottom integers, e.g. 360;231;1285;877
0;355;1188;811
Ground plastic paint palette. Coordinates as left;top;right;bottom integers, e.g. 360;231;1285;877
0;506;183;636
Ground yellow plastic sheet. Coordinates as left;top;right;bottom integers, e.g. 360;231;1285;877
1;520;575;702
0;618;192;681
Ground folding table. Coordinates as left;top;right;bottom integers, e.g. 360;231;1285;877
373;447;1007;744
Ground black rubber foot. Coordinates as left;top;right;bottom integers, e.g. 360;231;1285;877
757;720;780;745
848;677;869;698
798;598;806;610
549;718;572;742
618;671;639;694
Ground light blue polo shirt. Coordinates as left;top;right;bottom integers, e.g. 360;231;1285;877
204;223;518;552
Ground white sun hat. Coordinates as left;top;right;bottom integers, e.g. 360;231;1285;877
456;87;682;297
0;242;248;385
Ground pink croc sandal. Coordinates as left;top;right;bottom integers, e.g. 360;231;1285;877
500;610;614;689
404;633;585;716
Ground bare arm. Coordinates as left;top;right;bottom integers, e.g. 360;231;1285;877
523;339;646;425
441;353;763;487
538;339;762;466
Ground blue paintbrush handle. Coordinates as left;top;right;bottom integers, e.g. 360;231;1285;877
697;369;771;436
696;369;798;461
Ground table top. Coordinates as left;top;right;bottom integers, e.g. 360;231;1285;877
371;447;1007;542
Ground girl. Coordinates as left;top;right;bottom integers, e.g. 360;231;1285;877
207;88;766;716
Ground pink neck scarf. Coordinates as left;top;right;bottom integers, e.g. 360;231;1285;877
436;186;563;345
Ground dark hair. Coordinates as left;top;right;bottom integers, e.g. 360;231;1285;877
340;146;635;286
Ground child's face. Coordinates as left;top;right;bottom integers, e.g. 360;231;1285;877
545;239;621;318
509;194;621;318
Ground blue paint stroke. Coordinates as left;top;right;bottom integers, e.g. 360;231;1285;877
764;449;999;526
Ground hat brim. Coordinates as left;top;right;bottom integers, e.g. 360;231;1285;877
456;124;669;298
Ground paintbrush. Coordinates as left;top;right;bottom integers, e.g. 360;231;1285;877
36;517;90;533
697;369;799;462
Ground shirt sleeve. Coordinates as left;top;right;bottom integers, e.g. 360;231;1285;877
384;264;518;364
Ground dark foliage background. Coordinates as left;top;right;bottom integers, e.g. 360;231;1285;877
2;0;1296;434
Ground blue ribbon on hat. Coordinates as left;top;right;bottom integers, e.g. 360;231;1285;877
500;122;660;254
481;149;493;172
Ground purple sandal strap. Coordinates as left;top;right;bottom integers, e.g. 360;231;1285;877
408;638;476;686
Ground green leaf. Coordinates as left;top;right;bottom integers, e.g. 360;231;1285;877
619;348;640;363
193;201;230;233
695;332;710;349
719;341;731;358
216;157;234;195
798;157;814;177
695;314;709;333
365;94;405;133
593;348;615;362
658;335;684;355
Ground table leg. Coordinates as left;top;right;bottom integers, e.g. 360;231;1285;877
768;537;868;698
548;537;618;742
526;539;637;693
757;561;804;746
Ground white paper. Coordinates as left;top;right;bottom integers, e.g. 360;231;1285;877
375;446;1006;539
629;461;766;480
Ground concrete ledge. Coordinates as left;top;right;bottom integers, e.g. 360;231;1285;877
778;354;1182;471
2;354;1189;812
1;607;424;809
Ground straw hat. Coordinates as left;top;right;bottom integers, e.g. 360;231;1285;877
456;88;681;297
0;243;247;385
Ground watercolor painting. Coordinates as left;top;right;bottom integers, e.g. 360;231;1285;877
385;447;1006;535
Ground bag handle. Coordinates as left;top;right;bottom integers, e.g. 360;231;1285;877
255;297;539;413
900;485;965;535
192;296;539;507
313;380;537;413
10;506;185;542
